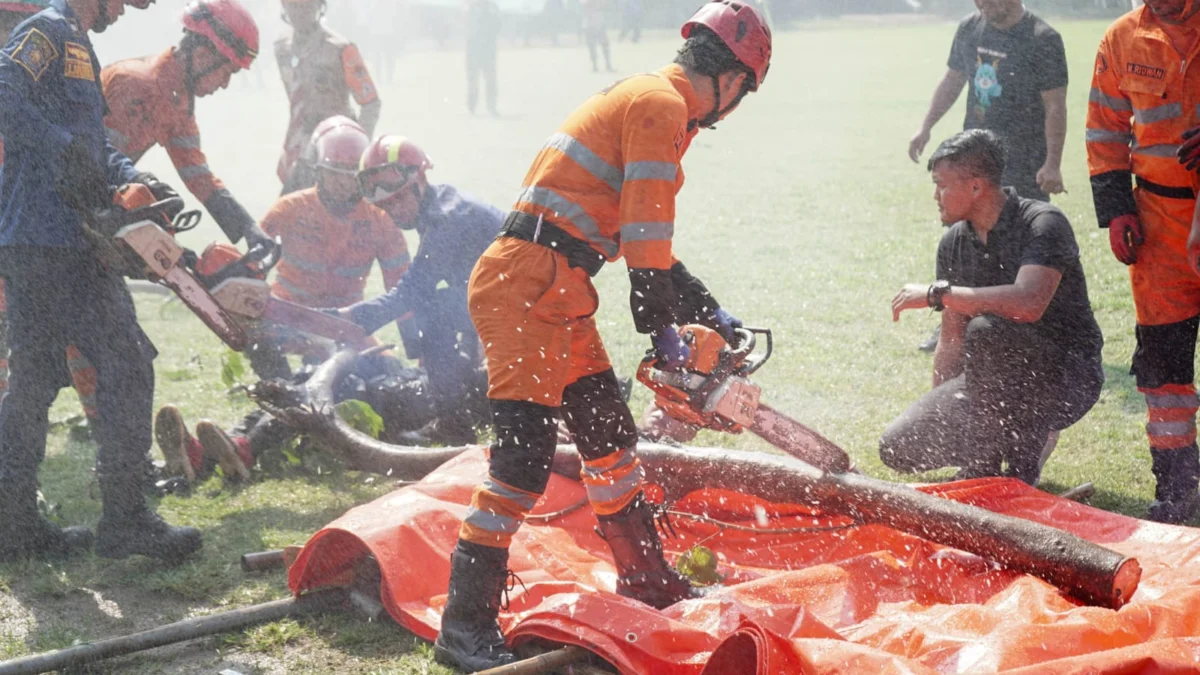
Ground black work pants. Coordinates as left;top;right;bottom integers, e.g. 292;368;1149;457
880;315;1103;483
0;248;156;487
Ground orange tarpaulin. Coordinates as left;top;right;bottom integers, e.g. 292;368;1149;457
288;449;1200;674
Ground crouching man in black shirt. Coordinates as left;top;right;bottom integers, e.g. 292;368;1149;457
884;129;1104;484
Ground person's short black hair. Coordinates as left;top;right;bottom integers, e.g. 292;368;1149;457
674;25;749;80
926;129;1006;186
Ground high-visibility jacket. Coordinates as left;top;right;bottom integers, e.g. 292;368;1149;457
1086;6;1200;227
102;49;222;202
261;188;409;309
513;64;712;332
274;26;378;183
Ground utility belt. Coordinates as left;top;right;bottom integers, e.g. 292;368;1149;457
499;211;606;277
1137;176;1196;200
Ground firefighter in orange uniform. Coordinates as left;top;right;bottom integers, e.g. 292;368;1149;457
433;2;772;670
248;115;409;378
1087;0;1200;522
275;0;380;194
102;0;272;248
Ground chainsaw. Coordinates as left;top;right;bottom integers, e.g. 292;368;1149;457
195;243;369;347
85;183;250;351
637;325;854;474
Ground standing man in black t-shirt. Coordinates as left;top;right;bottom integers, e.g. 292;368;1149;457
885;130;1104;485
909;0;1068;201
907;0;1068;353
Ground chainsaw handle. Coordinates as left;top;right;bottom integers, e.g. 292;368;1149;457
742;327;773;375
123;197;186;226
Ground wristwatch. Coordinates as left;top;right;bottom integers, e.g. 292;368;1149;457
927;280;951;312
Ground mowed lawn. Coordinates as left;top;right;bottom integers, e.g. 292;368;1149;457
0;15;1163;673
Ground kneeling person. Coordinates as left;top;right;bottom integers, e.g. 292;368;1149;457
885;129;1103;484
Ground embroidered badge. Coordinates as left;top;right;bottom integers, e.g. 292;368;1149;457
63;42;94;80
8;28;58;82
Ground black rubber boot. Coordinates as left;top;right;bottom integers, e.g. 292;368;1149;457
1147;447;1200;524
434;540;517;671
596;493;698;609
0;480;92;562
95;473;202;564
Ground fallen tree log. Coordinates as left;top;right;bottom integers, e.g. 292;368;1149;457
260;348;1141;609
0;589;345;675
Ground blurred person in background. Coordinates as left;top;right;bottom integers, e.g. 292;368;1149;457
466;0;499;115
581;0;612;71
906;0;1068;352
275;0;380;194
618;0;641;42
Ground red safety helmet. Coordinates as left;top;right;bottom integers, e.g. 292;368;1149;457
682;0;771;91
182;0;259;70
356;135;433;204
312;117;370;174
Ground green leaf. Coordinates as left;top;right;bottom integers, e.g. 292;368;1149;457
675;545;724;587
220;350;245;389
335;399;384;439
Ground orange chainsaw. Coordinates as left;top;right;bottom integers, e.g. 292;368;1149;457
85;183;250;351
637;325;854;474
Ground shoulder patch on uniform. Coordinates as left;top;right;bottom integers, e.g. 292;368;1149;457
63;42;93;80
8;27;58;82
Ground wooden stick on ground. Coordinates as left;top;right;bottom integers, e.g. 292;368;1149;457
470;646;591;675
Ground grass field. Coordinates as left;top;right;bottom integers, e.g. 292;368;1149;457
0;15;1165;673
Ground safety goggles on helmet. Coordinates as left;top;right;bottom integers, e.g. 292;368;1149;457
357;164;420;203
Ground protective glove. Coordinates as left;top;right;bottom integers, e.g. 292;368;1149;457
1180;125;1200;171
711;307;743;343
651;326;690;372
244;224;275;251
133;172;183;219
57;136;111;214
1108;214;1144;265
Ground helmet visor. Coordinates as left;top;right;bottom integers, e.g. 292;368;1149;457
357;164;420;203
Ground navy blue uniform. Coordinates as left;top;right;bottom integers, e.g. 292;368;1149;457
0;0;155;487
346;183;502;410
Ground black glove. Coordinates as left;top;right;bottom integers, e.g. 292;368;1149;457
245;224;275;251
203;189;265;245
1181;125;1200;171
57;136;111;214
132;172;179;202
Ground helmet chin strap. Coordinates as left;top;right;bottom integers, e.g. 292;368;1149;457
698;74;751;130
182;38;227;114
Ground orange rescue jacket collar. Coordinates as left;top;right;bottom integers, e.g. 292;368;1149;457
659;64;705;134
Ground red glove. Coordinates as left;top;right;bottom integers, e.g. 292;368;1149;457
1108;214;1144;265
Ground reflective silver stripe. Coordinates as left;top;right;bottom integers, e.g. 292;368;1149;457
581;449;636;481
1133;143;1180;157
545;132;623;192
275;277;360;305
333;262;374;279
105;126;130;153
1089;88;1132;112
620;222;674;243
514;186;619;257
378;253;410;270
1085;128;1133;144
625;161;677;182
177;164;213;180
483;479;538;511
1147;421;1197;437
168;135;201;149
463;507;522;534
281;251;326;274
1145;393;1200;410
1133;102;1182;125
584;463;646;505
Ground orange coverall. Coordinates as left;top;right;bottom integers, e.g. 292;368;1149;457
1086;6;1200;499
261;188;410;309
462;64;708;548
274;26;379;191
